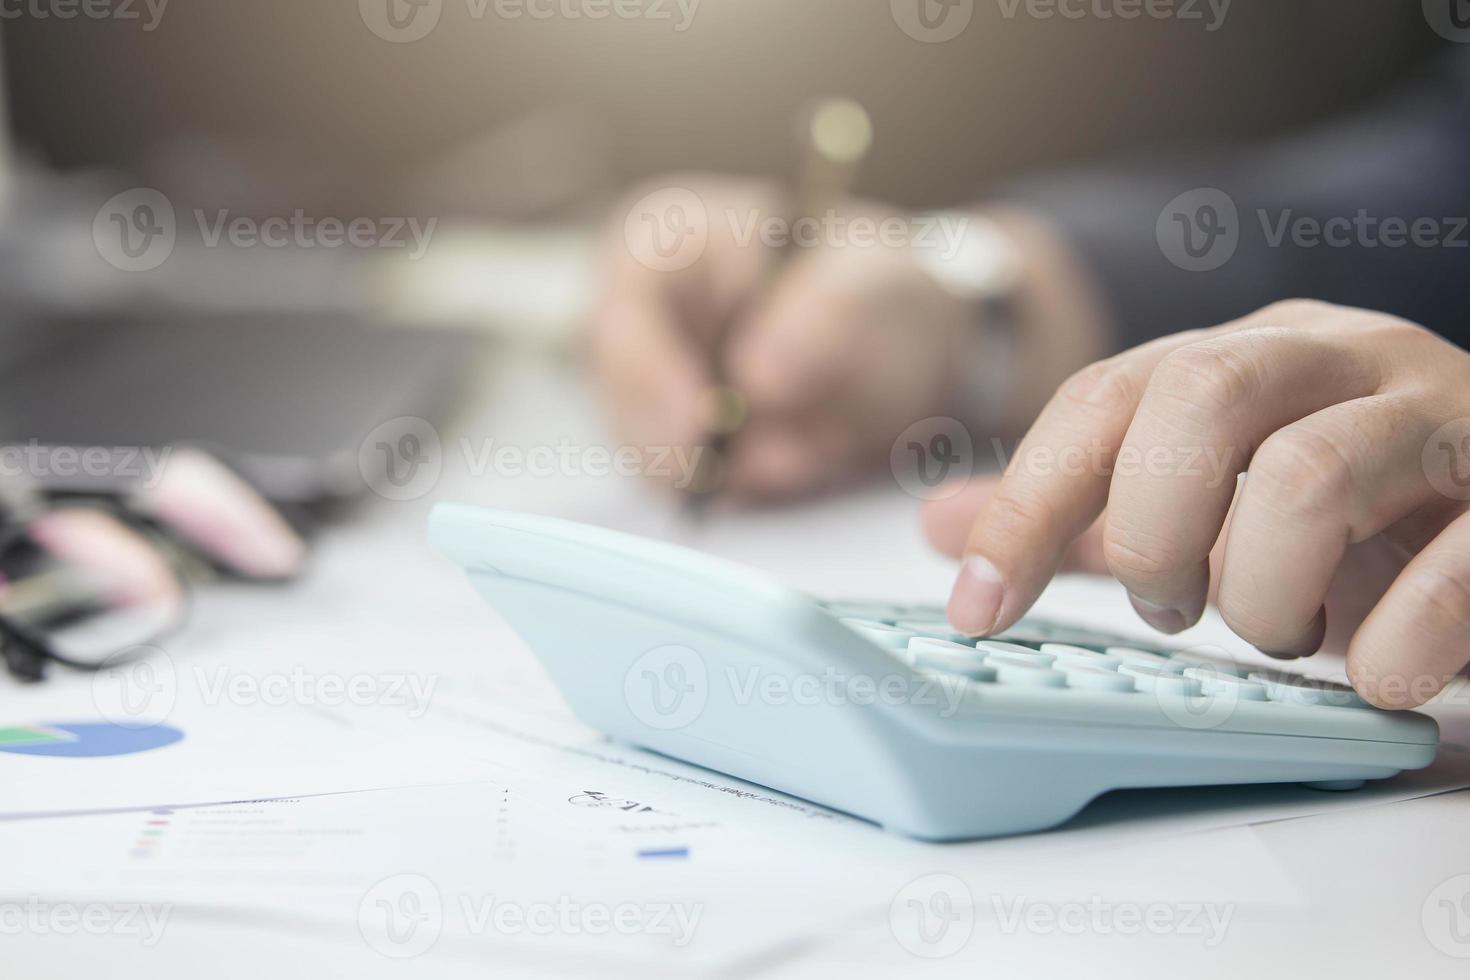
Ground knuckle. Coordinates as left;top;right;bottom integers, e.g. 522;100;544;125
1398;563;1470;636
1370;313;1432;341
1251;298;1337;324
1249;428;1355;517
983;487;1059;541
1364;315;1439;360
1102;527;1182;584
1054;359;1140;420
1252;298;1431;352
1149;344;1260;420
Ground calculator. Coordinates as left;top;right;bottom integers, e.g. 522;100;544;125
430;504;1440;841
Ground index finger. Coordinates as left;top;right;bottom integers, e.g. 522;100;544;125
946;328;1213;636
592;299;710;453
589;233;714;458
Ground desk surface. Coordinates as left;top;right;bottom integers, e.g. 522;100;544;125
5;353;1470;979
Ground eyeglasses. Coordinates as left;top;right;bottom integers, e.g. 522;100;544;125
0;449;306;682
0;501;194;681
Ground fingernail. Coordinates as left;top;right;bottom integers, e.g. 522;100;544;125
1128;593;1188;635
948;556;1005;636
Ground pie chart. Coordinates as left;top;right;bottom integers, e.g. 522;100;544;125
0;722;184;757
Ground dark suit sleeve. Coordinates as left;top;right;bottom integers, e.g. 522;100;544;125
1001;49;1470;352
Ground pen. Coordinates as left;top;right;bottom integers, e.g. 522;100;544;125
683;98;874;511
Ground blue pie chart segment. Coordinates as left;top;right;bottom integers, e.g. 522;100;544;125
0;722;184;757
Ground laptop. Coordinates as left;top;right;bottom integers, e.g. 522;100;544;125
0;24;481;507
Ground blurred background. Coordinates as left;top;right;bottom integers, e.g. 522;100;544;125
0;1;1455;508
4;1;1441;212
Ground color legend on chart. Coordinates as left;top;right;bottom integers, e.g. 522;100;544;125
132;810;174;859
0;722;184;758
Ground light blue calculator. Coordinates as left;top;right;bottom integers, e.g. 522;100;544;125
430;504;1439;841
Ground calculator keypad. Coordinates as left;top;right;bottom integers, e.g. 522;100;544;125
823;599;1372;711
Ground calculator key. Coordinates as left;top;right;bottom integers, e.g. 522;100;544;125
1040;644;1122;670
1248;672;1369;709
905;637;976;652
993;661;1068;688
976;640;1058;664
1060;665;1137;693
894;621;974;644
1121;664;1201;697
1169;651;1251;678
909;636;978;655
1032;628;1109;651
1106;647;1185;672
991;628;1053;647
1184;669;1269;702
908;642;997;681
914;657;997;683
841;619;916;649
976;640;1055;663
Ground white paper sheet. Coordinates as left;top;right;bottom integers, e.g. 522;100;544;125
7;358;1470;976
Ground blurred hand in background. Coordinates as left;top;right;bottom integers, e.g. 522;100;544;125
588;178;1110;500
589;47;1470;506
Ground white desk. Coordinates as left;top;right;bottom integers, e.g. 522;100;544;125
5;353;1470;979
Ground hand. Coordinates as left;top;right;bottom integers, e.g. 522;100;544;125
937;300;1470;709
589;177;1107;499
